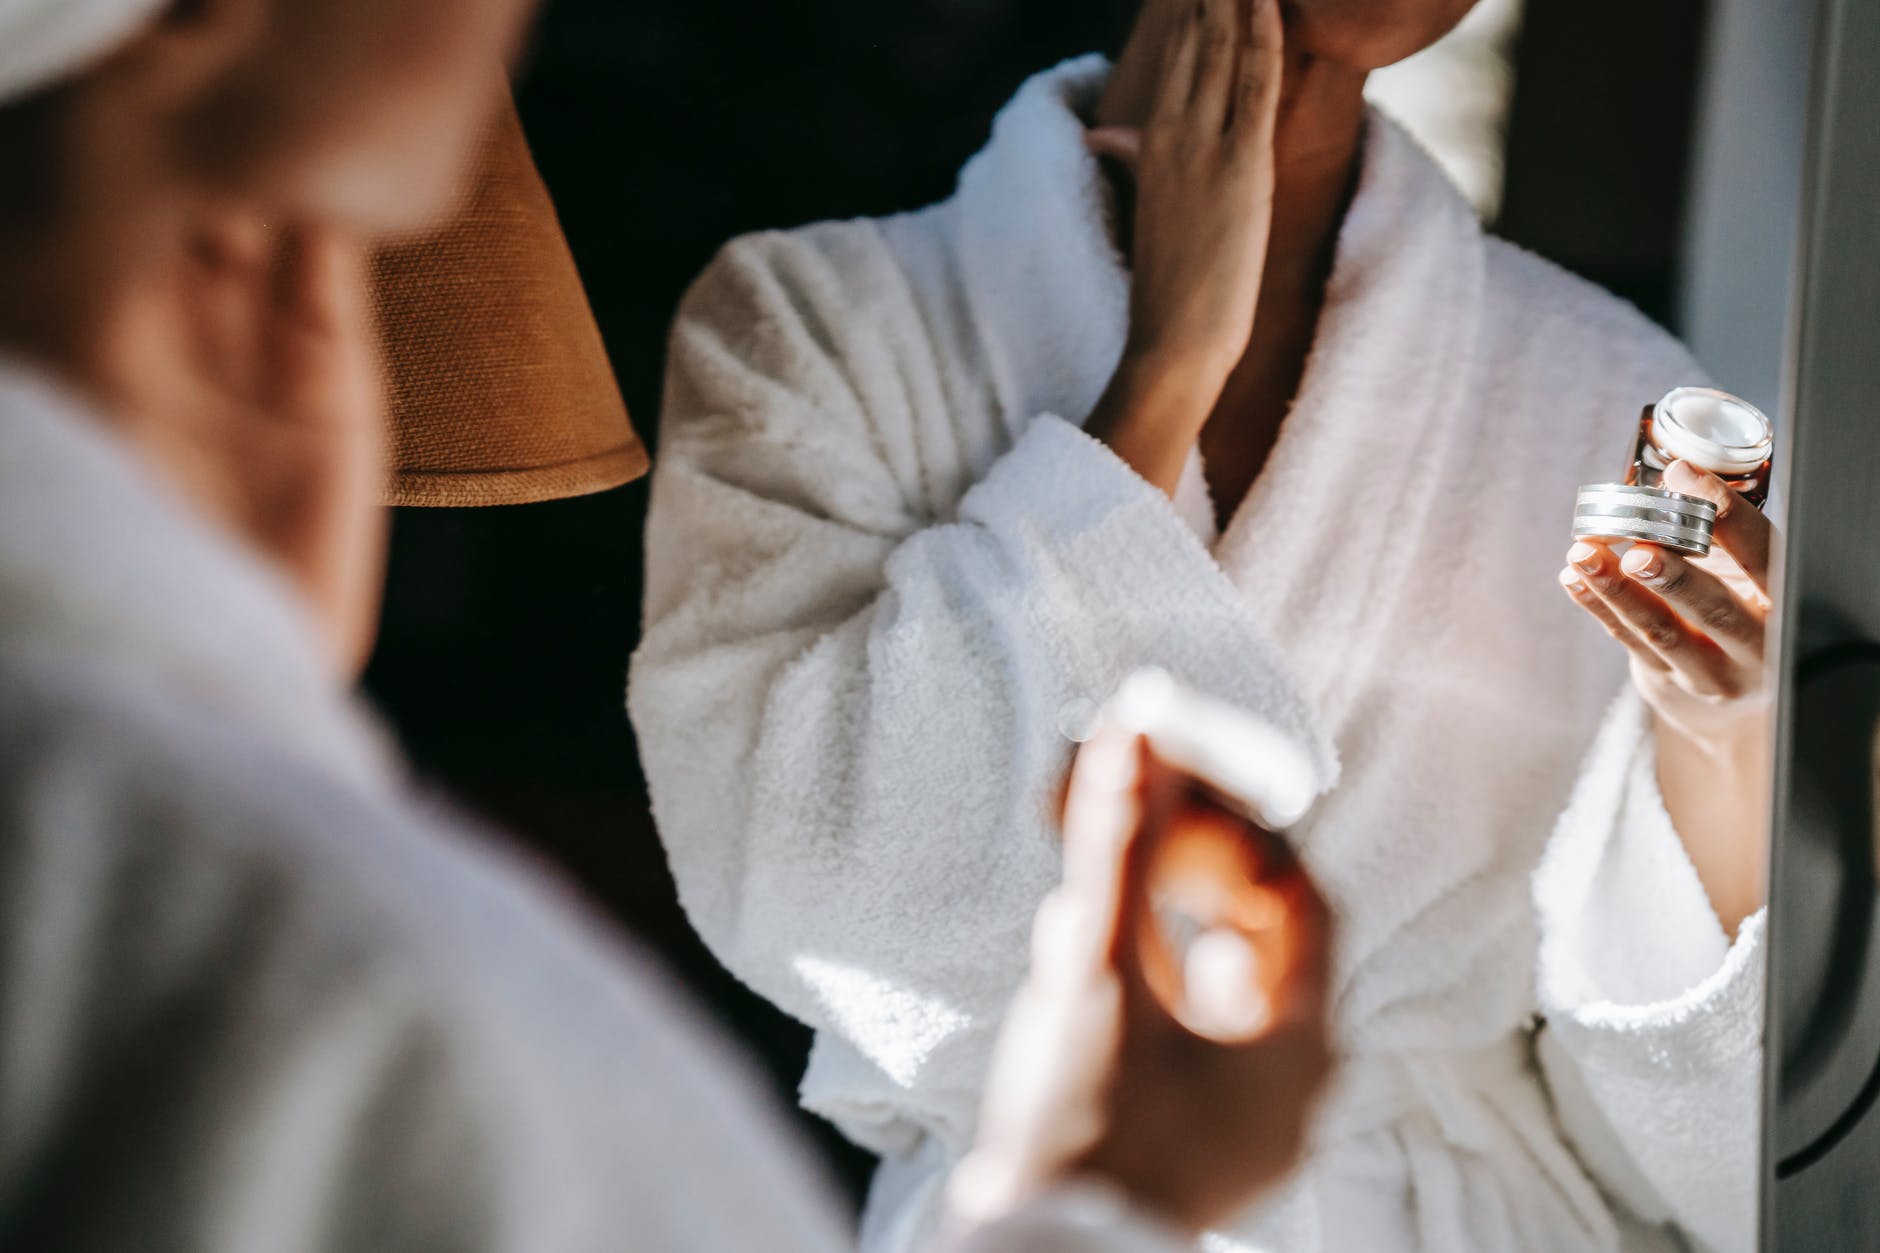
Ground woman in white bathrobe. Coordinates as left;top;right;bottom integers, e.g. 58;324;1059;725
0;1;1340;1248
630;0;1769;1249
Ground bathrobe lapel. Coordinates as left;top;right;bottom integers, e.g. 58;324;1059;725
1215;116;1487;727
951;56;1487;738
952;57;1131;458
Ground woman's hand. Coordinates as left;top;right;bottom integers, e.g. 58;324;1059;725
99;220;387;678
1083;0;1284;496
954;717;1333;1235
1560;459;1775;934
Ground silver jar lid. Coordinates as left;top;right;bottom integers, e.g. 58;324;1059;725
1573;483;1719;556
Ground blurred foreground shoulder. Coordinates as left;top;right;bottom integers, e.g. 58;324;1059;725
0;659;847;1253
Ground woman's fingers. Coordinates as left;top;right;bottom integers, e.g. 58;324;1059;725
1231;0;1284;141
1266;868;1332;1030
1663;460;1774;596
1618;544;1763;658
269;228;364;342
1116;744;1186;1013
1150;0;1205;134
1148;0;1279;144
1085;126;1144;174
261;228;375;423
1060;723;1149;976
180;214;274;402
1567;542;1743;696
1560;565;1672;673
1188;0;1242;136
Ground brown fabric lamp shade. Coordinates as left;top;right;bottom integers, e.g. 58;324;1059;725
370;96;647;508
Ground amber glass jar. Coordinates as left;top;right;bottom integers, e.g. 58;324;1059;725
1625;387;1774;507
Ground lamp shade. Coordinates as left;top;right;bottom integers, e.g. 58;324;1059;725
369;96;647;508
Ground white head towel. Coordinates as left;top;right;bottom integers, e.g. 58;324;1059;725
0;0;167;104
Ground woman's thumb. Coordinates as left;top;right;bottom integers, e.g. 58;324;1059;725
1085;126;1144;175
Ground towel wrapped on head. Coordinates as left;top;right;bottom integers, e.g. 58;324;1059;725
0;0;165;104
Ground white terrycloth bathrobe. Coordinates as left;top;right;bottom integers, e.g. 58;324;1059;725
0;358;1205;1253
631;57;1764;1253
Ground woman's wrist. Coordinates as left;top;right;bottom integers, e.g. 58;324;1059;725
1084;349;1229;495
1651;706;1770;937
1116;337;1240;405
1651;687;1770;771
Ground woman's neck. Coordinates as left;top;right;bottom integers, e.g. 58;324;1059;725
1095;46;1367;525
1261;54;1368;303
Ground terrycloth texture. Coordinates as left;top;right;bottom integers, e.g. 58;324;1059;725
0;0;162;102
0;361;839;1251
947;1184;1190;1253
631;55;1762;1253
1535;692;1766;1253
0;361;1171;1253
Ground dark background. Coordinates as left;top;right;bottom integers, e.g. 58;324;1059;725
362;0;1708;1213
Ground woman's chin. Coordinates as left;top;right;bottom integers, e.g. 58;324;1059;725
1279;0;1478;72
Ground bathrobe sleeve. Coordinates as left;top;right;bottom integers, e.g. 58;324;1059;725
629;226;1329;1155
1533;690;1764;1253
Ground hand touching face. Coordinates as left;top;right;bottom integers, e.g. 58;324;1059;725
99;217;387;675
1081;0;1287;495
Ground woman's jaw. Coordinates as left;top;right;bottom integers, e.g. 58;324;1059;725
1278;0;1482;73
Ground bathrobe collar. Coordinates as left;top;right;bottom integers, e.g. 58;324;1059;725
0;361;397;793
954;55;1488;723
954;56;1131;441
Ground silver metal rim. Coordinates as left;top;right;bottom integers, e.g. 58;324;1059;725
1576;483;1720;521
1574;503;1717;539
1571;518;1714;556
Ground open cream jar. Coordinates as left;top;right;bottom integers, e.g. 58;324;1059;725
1573;387;1774;557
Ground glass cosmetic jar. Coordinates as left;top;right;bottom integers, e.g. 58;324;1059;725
1573;387;1774;557
1627;387;1774;506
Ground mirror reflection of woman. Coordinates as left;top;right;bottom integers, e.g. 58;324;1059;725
631;0;1763;1249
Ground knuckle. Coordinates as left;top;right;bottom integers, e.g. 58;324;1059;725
1699;602;1740;635
1644;622;1683;652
